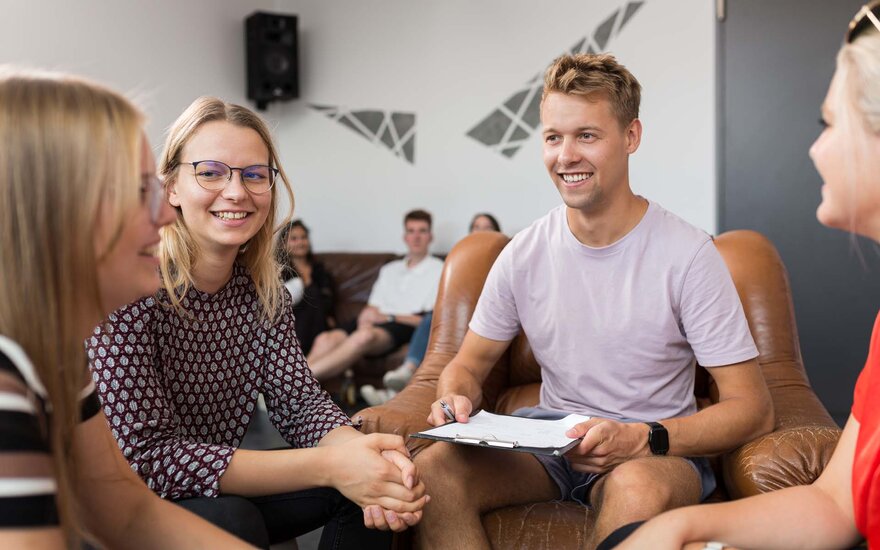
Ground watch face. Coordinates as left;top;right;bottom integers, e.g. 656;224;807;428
649;423;669;455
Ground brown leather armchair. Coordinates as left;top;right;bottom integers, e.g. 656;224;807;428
356;230;842;549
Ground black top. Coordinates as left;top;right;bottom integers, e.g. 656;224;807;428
287;261;335;355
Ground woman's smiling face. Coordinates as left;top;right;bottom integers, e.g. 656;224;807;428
168;120;273;254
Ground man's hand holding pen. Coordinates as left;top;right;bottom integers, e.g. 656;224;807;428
427;395;473;426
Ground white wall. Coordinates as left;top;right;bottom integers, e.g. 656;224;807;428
0;0;289;152
0;0;716;253
282;0;717;253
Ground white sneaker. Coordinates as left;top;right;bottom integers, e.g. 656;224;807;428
383;363;415;392
360;385;397;407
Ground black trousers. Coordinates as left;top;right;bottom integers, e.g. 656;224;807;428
174;487;392;550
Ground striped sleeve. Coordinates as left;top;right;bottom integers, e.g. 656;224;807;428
78;379;100;422
0;352;58;528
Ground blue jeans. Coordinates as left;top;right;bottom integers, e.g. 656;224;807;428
404;311;433;366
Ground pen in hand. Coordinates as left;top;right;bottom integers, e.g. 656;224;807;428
439;400;456;423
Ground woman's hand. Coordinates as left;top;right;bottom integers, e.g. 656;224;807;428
327;433;428;531
362;449;427;531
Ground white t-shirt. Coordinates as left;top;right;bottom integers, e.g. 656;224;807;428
368;255;444;315
469;201;758;422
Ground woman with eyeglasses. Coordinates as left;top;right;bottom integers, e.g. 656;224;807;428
614;4;880;549
85;96;427;549
0;70;253;548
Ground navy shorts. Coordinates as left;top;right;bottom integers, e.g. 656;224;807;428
340;318;415;351
513;407;717;506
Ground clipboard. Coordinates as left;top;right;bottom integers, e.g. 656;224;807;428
410;410;588;457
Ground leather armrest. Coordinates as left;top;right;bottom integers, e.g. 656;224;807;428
355;379;438;456
723;383;842;498
722;424;841;498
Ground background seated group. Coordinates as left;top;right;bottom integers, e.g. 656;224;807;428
276;210;501;405
279;209;504;407
300;209;443;385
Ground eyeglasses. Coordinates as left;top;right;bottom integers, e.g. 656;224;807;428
177;160;278;194
847;1;880;43
140;174;166;224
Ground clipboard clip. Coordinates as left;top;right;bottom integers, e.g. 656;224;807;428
454;433;519;449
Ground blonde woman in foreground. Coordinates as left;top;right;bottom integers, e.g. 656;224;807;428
618;3;880;549
0;69;251;548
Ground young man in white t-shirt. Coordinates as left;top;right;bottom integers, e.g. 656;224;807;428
307;209;444;381
414;54;775;549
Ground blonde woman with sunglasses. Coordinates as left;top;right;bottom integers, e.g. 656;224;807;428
616;4;880;549
85;97;427;549
0;70;252;549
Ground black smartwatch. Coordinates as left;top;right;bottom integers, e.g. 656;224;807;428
645;421;669;455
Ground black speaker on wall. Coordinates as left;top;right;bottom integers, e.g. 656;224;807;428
246;12;299;110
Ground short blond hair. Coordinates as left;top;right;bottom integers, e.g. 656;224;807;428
542;53;641;128
158;97;294;322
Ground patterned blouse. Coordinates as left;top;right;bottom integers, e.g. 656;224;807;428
86;264;350;500
0;336;101;528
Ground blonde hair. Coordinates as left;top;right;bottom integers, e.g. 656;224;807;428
838;30;880;133
157;97;294;322
542;53;642;128
0;67;143;545
832;29;880;233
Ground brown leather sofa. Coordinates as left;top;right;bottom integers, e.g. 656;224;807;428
356;230;843;549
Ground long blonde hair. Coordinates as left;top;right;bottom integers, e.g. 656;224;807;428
158;97;294;322
0;67;143;545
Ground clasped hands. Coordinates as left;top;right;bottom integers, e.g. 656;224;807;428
330;433;429;532
428;394;650;474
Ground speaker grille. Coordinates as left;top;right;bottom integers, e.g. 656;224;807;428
246;12;299;109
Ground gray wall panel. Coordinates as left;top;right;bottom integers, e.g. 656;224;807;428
721;0;876;424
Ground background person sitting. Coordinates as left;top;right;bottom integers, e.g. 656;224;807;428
361;212;504;406
469;212;502;233
307;209;443;381
278;219;336;355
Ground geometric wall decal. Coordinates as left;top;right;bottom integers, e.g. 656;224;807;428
311;105;416;164
466;1;644;159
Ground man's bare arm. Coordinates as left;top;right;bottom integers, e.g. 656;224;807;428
566;358;773;472
426;329;512;425
664;357;773;456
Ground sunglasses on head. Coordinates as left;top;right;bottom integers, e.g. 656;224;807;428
847;1;880;43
